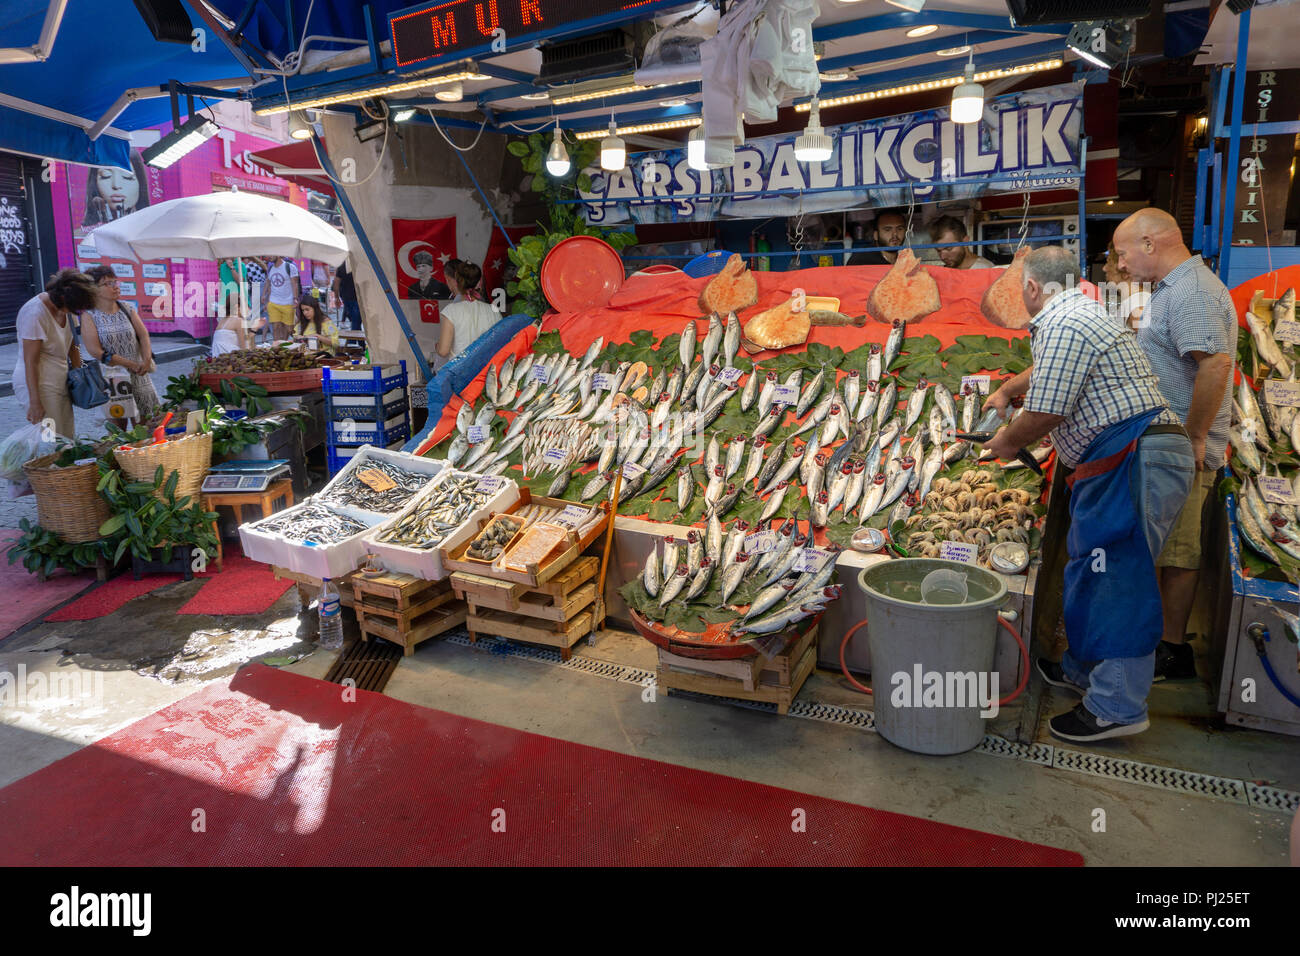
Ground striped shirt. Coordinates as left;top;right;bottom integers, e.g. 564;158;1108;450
1025;289;1180;467
1137;256;1237;469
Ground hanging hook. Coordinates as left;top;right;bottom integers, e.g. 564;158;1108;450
1014;191;1031;253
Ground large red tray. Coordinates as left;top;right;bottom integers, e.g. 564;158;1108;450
197;367;328;393
628;608;819;661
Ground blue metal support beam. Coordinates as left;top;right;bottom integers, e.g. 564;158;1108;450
1193;147;1211;252
1219;6;1251;280
308;132;432;382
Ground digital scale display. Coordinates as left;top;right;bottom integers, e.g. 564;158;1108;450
202;460;290;494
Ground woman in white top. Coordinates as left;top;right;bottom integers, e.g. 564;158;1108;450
434;260;500;371
11;269;99;440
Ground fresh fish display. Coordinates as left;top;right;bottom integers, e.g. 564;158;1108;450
250;504;368;544
373;473;504;550
318;459;436;513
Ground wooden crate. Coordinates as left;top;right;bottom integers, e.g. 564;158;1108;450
458;556;600;660
352;571;466;656
272;566;357;611
656;623;819;716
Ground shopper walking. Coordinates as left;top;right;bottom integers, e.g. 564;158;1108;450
1112;209;1236;681
332;258;361;331
983;246;1194;742
433;260;499;371
265;255;300;341
12;269;98;440
83;265;161;425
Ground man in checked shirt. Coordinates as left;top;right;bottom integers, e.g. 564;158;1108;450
985;246;1195;742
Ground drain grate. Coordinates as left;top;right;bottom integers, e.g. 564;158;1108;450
1245;781;1300;813
1052;749;1249;804
439;631;1296;814
323;637;403;693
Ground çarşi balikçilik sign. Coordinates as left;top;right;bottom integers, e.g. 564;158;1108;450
581;82;1084;225
390;0;643;67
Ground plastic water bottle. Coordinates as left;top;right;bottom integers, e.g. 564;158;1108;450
318;578;343;650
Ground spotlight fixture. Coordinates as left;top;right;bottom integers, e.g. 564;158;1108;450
820;71;853;82
884;0;926;10
142;112;220;168
950;61;984;124
545;124;571;177
575;117;701;140
795;58;1062;112
1066;19;1136;71
906;25;939;37
659;97;688;108
392;107;417;122
688;124;707;171
435;82;463;103
288;111;314;140
600;118;625;171
521;91;550;100
794;98;832;163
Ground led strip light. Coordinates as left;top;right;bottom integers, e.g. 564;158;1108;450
795;58;1063;112
254;69;490;115
574;116;701;140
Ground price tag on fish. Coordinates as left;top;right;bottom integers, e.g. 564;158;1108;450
475;475;505;495
793;546;829;573
530;363;550;384
555;504;591;528
745;530;777;555
717;366;743;386
1258;476;1299;505
1263;379;1300;407
621;460;646;480
868;351;882;382
357;468;396;493
591;372;613;391
1273;320;1300;344
542;447;568;466
939;541;979;565
961;375;991;395
772;383;799;406
466;424;488;444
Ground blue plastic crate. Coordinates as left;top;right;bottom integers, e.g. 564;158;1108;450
326;439;407;476
322;360;408;396
328;417;410;447
326;387;409;423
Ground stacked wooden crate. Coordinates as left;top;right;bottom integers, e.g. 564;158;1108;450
655;622;820;715
451;556;599;660
351;570;466;656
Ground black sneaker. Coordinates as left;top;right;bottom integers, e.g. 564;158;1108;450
1153;640;1197;682
1035;657;1084;696
1049;703;1149;742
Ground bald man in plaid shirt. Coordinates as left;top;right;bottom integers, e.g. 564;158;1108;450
985;246;1195;742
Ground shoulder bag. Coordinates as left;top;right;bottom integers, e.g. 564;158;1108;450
66;316;109;409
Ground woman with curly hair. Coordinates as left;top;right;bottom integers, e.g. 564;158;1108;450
12;269;99;439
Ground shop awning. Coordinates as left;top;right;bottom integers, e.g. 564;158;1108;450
248;140;336;198
0;0;252;169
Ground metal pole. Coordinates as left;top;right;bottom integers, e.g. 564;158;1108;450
451;147;518;251
1077;136;1088;277
309;132;432;381
1219;6;1251;281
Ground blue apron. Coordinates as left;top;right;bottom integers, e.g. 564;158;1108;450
1062;407;1165;661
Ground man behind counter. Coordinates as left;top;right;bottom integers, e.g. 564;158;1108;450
929;215;994;270
847;208;907;266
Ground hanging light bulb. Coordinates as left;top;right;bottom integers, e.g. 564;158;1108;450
545;124;570;177
950;61;984;124
600;116;625;171
794;97;832;163
687;125;707;171
435;82;463;103
288;111;314;140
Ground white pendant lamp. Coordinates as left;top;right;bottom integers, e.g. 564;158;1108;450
435;82;463;103
600;117;625;171
289;111;313;140
950;61;984;124
545;124;570;177
794;97;832;163
687;124;707;171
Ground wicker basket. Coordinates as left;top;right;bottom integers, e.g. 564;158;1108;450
22;453;112;544
113;431;213;501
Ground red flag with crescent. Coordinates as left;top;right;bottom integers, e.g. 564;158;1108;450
392;217;457;299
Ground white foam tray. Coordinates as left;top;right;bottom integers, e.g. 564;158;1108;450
240;499;392;580
363;468;519;581
312;445;445;519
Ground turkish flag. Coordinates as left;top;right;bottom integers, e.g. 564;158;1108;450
482;226;534;304
420;300;440;324
392;217;457;299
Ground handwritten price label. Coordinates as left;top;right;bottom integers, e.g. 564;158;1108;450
1258;476;1298;505
621;460;647;480
1273;320;1300;344
717;366;743;386
357;468;396;493
772;383;799;405
475;475;505;495
939;541;979;565
591;372;614;391
961;375;991;395
543;447;567;466
793;547;829;573
466;424;488;444
745;531;777;555
1264;379;1300;408
555;504;591;528
531;364;550;384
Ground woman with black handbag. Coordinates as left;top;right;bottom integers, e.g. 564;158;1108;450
83;266;161;426
11;269;98;440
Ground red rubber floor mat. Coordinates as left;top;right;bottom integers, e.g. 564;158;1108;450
0;664;1083;866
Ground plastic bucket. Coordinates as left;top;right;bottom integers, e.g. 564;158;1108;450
858;558;1007;755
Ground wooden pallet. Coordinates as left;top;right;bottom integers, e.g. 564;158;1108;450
457;555;600;659
352;571;465;656
656;623;819;715
273;566;357;610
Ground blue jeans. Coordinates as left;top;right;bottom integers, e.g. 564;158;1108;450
342;299;362;331
1063;431;1195;724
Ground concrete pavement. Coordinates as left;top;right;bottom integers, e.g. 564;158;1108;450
0;338;209;399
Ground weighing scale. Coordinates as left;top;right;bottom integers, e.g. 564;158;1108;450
202;459;291;493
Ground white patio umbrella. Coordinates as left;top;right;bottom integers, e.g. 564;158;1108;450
91;188;348;264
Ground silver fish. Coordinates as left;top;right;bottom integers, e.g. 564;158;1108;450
855;379;879;424
658;564;689;606
706;512;723;563
843;369;861;416
1246;310;1291;377
843;458;867;515
581;336;604;370
702;312;723;368
797;367;825;418
684;558;714;601
484;364;499;404
811;490;829;527
758;370;778;417
580;469;614;502
705;435;721;475
753;404;783;440
904;379;929;431
744;580;797;622
677;465;696;511
741;364;761;413
858;473;887;521
680;320;697;367
883;320;905;371
685;530;703;574
724;311;740;367
662;535;680;575
721;554;749;605
760;480;790;523
755;437;785;490
725;435;746;479
875;378;897;429
744;436;767;485
642;546;661;597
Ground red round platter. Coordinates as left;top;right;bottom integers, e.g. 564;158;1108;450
540;235;625;312
628;608;821;660
632;263;682;276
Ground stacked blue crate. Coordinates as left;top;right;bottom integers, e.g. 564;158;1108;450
322;361;411;474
